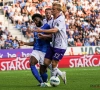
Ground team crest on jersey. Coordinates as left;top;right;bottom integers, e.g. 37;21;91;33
57;23;59;26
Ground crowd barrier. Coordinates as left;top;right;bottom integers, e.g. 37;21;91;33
0;48;100;71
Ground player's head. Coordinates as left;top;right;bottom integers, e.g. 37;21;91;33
32;13;43;27
45;8;52;19
52;3;62;16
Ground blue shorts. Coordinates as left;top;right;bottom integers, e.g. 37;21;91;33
45;46;66;61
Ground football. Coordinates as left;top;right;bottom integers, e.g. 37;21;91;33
50;76;60;86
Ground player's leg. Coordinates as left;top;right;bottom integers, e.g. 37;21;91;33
39;51;49;83
51;48;67;84
41;46;53;81
48;64;64;78
36;65;48;86
30;50;43;84
39;59;51;87
40;65;48;82
40;58;52;87
51;60;66;84
40;58;51;83
46;47;66;81
48;64;52;77
40;47;53;87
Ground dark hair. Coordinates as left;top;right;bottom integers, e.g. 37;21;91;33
45;8;52;11
32;13;43;20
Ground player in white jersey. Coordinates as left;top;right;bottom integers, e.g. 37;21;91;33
43;8;53;28
34;3;67;85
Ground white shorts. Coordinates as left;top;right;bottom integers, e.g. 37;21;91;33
31;50;46;65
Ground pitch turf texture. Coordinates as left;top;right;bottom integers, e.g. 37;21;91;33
0;67;100;90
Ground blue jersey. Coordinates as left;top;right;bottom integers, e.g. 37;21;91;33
33;23;50;53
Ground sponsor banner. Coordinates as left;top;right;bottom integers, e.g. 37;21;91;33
0;49;32;58
0;55;100;71
65;46;100;55
0;57;39;71
0;46;99;58
59;55;100;68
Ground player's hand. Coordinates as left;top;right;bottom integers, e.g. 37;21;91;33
38;33;44;39
19;41;25;46
34;28;43;33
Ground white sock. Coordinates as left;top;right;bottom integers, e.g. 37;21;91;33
51;67;63;76
49;65;63;77
56;68;62;76
51;67;58;76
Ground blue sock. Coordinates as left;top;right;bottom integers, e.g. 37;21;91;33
30;65;42;83
41;73;48;82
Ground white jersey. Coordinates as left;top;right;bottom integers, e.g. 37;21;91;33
51;15;67;49
43;17;53;28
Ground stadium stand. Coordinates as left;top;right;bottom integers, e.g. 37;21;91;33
0;0;100;49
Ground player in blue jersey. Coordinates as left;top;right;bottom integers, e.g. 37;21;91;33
20;13;51;87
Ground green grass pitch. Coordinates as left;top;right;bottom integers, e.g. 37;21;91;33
0;67;100;90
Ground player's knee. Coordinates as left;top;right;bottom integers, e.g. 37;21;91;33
30;56;38;65
44;58;51;67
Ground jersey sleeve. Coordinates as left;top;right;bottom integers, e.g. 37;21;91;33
41;23;50;29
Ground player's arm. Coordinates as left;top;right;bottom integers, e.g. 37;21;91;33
34;28;58;34
38;33;52;39
19;39;35;46
24;42;34;46
34;20;62;33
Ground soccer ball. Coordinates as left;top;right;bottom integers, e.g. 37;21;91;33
50;76;60;86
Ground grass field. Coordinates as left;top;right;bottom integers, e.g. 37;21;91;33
0;67;100;90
